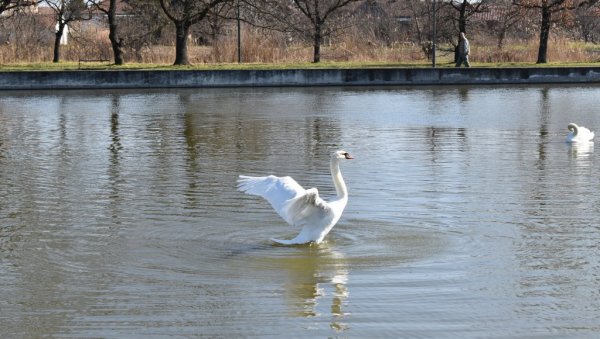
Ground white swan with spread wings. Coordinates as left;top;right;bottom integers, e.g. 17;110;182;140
237;150;353;245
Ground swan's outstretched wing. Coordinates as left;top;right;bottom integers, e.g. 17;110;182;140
283;187;332;228
237;175;332;227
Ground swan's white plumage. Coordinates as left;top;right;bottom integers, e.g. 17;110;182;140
236;175;330;227
237;150;353;245
566;123;595;143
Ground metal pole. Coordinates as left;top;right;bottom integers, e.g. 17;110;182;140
237;0;241;63
432;0;436;68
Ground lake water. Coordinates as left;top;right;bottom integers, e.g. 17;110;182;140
1;85;600;338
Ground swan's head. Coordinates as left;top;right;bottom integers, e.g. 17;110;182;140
333;150;354;160
568;123;579;133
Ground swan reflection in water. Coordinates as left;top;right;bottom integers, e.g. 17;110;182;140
277;243;350;331
568;141;594;159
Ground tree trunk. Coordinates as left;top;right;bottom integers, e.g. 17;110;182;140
53;23;64;63
537;5;552;64
109;29;124;65
108;0;124;65
498;29;506;50
313;23;322;63
458;0;467;33
174;21;191;65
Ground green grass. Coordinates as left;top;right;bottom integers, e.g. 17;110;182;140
468;61;600;67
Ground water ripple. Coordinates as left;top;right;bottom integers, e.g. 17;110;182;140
2;86;600;337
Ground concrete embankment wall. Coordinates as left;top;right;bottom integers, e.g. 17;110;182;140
1;67;600;89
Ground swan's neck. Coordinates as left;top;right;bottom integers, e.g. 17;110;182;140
330;158;348;200
569;123;579;136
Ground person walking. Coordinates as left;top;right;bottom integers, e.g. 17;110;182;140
456;32;470;67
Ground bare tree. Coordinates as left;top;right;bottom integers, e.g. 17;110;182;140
292;0;361;62
403;0;434;60
0;0;35;16
353;0;396;47
513;0;599;63
0;1;37;48
89;0;124;64
43;0;92;63
244;0;360;63
119;0;169;62
201;2;234;42
575;2;600;42
485;0;530;49
0;6;51;61
159;0;232;65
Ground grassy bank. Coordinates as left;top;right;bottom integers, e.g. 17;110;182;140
1;32;598;70
0;60;598;72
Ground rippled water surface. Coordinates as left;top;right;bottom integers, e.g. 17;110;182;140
1;85;600;337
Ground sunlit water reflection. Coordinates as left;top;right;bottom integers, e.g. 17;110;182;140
1;85;600;337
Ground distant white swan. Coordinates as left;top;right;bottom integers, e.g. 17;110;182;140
566;123;595;143
237;150;354;245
